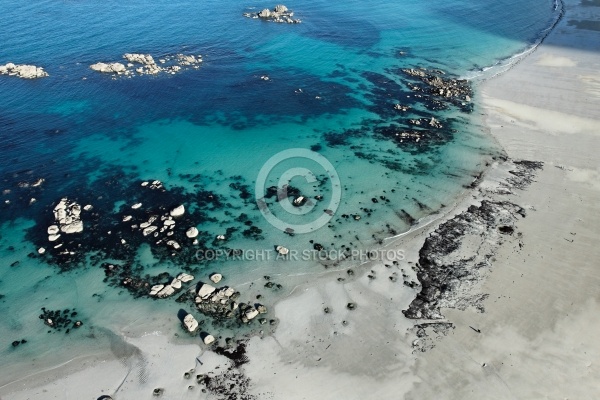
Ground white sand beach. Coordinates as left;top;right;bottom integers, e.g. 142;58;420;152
1;0;599;399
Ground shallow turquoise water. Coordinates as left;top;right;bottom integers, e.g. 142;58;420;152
0;0;559;380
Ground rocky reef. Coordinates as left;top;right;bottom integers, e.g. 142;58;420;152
0;63;48;79
90;53;202;77
399;67;473;112
244;4;301;23
403;160;543;321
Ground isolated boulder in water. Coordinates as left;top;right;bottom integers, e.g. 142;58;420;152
186;227;199;238
210;273;222;284
183;314;199;333
170;205;185;217
202;334;215;345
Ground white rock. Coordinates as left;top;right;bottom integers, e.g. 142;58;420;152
47;225;60;235
48;234;61;242
293;196;305;206
198;283;216;299
203;334;215;345
216;234;226;240
0;63;48;79
142;226;157;236
122;215;132;222
83;204;93;211
61;220;83;234
276;245;289;255
164;219;175;226
149;284;165;296
177;273;194;282
186;227;199;238
224;287;235;297
124;53;156;65
157;285;175;298
183;314;199;332
171;278;182;289
90;62;126;74
167;240;181;250
38;247;46;254
245;308;259;321
210;273;222;284
140;221;151;229
131;203;142;209
258;8;271;17
170;205;185;217
141;181;149;186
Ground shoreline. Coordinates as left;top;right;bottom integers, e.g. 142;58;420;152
2;0;599;398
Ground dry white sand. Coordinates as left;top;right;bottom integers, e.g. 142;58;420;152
2;0;599;399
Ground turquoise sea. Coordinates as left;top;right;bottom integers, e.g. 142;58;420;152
0;0;559;384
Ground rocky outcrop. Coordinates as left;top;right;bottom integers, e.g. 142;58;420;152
404;160;543;321
0;63;48;79
53;198;84;234
400;68;473;112
90;62;127;74
244;4;301;23
90;53;202;77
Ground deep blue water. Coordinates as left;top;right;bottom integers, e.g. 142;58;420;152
0;0;558;381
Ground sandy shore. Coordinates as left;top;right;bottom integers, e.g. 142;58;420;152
2;0;599;399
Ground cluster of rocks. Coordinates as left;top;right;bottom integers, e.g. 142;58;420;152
0;63;48;79
244;5;301;23
90;52;202;77
38;198;92;256
39;307;83;333
52;198;87;234
191;279;269;326
373;123;453;153
400;68;473;112
124;200;195;252
149;272;194;298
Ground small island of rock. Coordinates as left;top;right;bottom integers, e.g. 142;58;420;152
244;4;301;24
0;63;48;79
90;53;203;78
